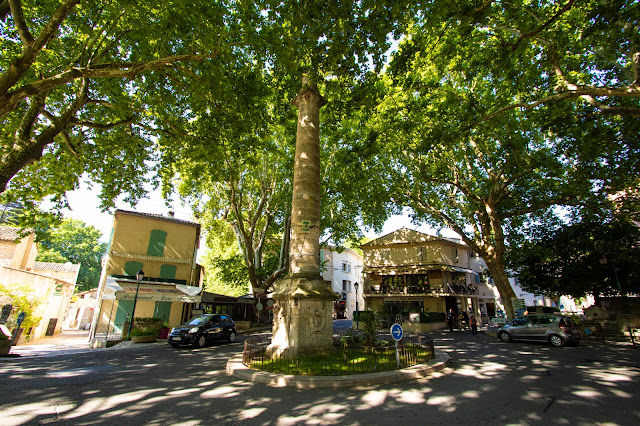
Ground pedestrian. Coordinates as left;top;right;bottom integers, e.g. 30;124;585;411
470;315;478;337
447;309;455;332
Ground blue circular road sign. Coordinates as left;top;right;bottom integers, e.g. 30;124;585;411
390;323;403;341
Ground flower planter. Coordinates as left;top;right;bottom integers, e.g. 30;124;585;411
131;335;157;343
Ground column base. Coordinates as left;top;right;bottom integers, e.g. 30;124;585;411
267;276;338;358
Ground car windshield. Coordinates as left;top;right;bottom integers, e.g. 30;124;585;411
187;315;218;326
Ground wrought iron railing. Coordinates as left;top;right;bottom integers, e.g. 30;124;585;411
243;330;435;376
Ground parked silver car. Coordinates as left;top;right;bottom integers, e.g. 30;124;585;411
497;314;582;347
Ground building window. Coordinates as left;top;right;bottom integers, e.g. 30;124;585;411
160;264;177;280
124;261;143;277
147;230;167;257
341;262;351;273
342;280;351;292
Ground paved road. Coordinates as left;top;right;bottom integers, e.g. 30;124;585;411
1;328;638;425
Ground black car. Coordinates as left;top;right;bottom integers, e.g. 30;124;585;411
168;314;237;348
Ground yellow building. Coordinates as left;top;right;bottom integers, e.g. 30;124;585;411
89;210;202;343
0;226;80;342
361;228;482;331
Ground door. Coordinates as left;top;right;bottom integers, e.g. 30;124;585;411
114;300;135;332
45;318;58;336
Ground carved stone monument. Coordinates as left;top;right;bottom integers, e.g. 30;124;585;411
267;76;337;357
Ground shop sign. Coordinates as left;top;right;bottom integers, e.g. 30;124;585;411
116;292;200;303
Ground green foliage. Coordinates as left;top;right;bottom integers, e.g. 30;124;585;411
36;218;106;292
510;219;640;300
36;248;67;263
0;282;43;337
130;317;163;337
201;221;250;297
362;310;377;347
355;0;640;318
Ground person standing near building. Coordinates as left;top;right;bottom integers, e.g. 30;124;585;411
447;309;455;332
470;314;478;337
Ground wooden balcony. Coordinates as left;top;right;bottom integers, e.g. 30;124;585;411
365;283;477;297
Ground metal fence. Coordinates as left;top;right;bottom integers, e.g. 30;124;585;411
92;322;126;341
243;329;435;376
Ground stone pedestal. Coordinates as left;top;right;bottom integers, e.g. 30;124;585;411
267;275;337;357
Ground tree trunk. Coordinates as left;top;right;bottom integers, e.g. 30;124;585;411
485;258;517;319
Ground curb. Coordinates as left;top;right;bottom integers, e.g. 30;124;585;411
226;351;451;388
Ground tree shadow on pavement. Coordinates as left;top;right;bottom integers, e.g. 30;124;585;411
0;331;639;425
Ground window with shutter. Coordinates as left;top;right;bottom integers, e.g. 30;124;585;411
147;230;167;257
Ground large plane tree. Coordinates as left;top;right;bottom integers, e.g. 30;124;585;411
365;0;640;318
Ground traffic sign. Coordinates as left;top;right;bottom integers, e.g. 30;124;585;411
390;323;403;341
16;311;26;326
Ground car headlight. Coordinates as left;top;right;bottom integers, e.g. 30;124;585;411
170;327;175;334
188;327;199;333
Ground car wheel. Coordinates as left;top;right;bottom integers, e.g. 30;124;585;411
193;335;206;349
549;334;565;347
227;331;236;343
498;331;512;342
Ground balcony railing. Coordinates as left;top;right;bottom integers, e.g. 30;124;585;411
366;283;477;296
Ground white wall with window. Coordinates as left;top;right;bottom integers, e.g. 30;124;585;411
320;247;364;320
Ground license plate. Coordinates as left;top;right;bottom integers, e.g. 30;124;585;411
170;336;181;341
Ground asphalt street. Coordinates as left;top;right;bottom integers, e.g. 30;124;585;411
1;324;639;425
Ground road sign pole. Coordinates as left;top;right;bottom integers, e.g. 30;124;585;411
390;323;404;369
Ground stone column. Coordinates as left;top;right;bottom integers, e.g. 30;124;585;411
267;76;337;357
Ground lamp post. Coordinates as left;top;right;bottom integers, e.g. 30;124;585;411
354;282;359;330
125;269;144;341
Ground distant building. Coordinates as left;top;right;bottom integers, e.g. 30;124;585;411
62;288;98;330
89;210;202;343
320;247;364;319
361;228;481;329
0;226;80;342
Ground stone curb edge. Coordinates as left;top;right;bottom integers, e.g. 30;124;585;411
226;351;451;388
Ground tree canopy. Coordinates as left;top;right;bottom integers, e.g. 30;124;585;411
356;0;640;318
510;218;640;302
36;218;106;292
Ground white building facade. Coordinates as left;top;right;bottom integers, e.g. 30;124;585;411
320;248;364;320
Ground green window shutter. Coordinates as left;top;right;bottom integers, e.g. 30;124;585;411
147;230;167;257
153;302;172;322
115;300;135;330
160;264;177;280
124;261;144;277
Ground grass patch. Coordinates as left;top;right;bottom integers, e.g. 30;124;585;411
248;344;433;376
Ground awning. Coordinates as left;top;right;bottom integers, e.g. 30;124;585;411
442;266;477;274
105;276;202;303
363;264;478;275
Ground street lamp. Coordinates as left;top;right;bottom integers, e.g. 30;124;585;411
354;282;359;330
125;269;144;341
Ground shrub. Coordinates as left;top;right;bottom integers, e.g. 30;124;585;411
131;317;163;336
0;283;43;340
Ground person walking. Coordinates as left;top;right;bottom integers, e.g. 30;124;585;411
470;314;478;337
447;309;455;332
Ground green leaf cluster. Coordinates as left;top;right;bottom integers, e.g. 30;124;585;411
0;282;43;336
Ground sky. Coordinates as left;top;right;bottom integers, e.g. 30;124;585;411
51;181;460;254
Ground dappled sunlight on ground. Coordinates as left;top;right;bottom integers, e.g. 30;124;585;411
1;331;639;425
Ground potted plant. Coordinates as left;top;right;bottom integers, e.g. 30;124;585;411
159;322;170;339
129;317;162;343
